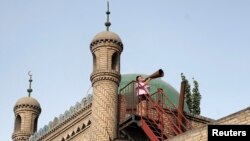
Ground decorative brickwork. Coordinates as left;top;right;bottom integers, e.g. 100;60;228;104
91;81;118;141
28;96;92;141
90;31;123;141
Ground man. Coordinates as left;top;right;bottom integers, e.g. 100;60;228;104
136;75;151;101
136;75;151;116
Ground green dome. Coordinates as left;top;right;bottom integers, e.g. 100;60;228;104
119;74;189;112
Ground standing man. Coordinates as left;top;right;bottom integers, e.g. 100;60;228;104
136;75;151;116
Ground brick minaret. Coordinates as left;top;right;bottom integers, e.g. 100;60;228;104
12;73;41;141
90;2;123;141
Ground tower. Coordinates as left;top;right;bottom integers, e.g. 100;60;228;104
90;2;123;141
12;73;41;141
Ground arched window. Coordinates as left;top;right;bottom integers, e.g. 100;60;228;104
66;134;70;139
77;127;80;132
93;53;97;70
111;52;119;71
87;120;91;125
14;115;21;132
33;116;38;132
82;123;86;129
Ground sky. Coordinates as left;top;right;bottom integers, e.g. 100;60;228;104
0;0;250;140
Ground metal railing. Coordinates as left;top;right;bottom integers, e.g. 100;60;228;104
118;80;192;139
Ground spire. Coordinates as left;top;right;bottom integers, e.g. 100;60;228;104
27;71;33;97
105;1;111;31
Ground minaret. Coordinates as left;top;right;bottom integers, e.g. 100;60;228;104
12;72;41;141
90;2;123;141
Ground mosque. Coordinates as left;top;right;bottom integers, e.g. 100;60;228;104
12;3;250;141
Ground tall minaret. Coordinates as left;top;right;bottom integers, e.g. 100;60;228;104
12;72;41;141
90;2;123;141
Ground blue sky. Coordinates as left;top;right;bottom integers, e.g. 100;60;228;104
0;0;249;140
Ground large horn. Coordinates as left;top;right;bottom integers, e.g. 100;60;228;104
145;69;164;80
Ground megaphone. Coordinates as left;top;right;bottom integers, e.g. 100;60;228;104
144;69;164;81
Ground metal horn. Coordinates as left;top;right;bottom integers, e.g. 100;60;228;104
145;69;164;80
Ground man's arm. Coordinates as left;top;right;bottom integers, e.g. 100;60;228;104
144;78;151;85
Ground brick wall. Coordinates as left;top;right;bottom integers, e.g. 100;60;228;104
167;107;250;141
118;95;127;123
216;107;250;125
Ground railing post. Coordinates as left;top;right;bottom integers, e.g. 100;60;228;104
157;88;164;140
132;81;134;115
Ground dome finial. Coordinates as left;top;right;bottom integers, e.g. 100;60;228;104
105;1;111;31
27;71;33;97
